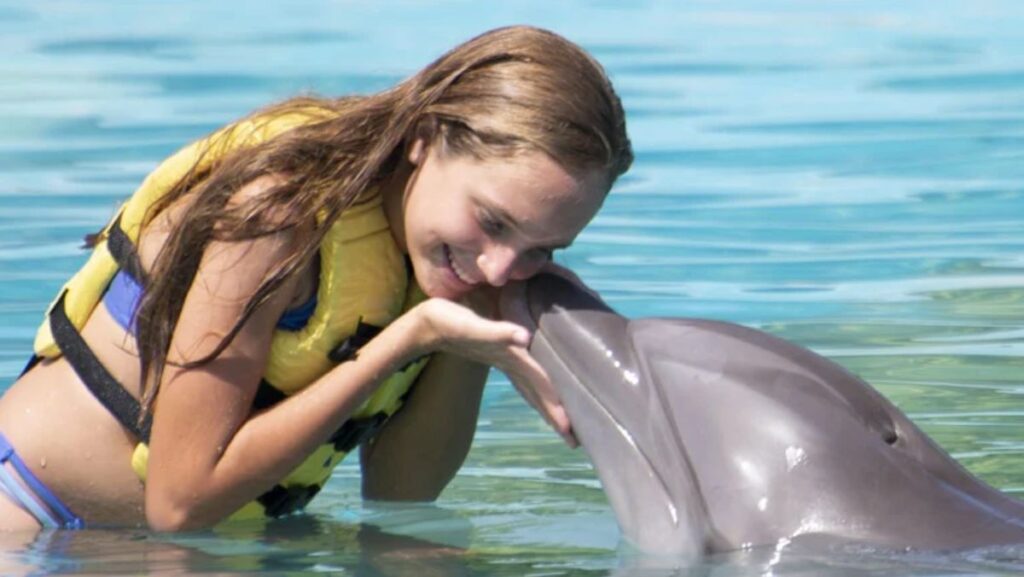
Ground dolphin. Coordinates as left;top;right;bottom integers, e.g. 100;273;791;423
519;273;1024;559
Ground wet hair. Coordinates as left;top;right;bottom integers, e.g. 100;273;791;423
132;25;633;413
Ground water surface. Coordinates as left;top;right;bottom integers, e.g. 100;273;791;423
2;1;1024;575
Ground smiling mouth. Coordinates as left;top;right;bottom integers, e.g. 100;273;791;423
444;245;476;286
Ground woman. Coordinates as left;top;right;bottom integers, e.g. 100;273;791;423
0;25;632;532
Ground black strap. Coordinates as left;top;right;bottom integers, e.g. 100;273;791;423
327;321;383;363
253;381;390;453
106;215;148;284
251;379;287;411
257;483;322;518
46;216;149;440
329;411;389;453
250;412;388;517
48;291;153;441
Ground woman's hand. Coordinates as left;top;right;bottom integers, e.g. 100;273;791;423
410;296;577;448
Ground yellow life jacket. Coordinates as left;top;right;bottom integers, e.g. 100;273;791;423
31;108;430;520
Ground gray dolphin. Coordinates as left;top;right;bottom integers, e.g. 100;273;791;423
521;273;1024;559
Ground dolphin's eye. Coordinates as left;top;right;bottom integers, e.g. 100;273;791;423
882;429;898;445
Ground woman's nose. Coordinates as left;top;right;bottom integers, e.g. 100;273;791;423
477;244;520;287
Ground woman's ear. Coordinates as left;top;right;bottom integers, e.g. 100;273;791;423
407;136;427;166
406;117;438;166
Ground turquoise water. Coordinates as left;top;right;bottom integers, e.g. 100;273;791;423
2;1;1024;575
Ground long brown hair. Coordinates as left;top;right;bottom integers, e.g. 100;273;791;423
132;25;633;414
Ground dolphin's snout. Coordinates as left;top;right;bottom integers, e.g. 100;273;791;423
524;273;624;362
523;272;712;558
525;273;613;323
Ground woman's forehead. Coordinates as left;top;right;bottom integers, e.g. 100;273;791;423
467;157;605;243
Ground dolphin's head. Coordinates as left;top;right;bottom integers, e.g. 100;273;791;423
518;273;1018;556
519;273;712;558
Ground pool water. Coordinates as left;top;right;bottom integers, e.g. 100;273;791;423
2;1;1024;575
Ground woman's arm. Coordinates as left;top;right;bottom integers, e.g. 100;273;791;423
147;294;538;529
358;351;488;501
143;218;429;530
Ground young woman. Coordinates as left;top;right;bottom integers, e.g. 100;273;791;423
0;25;632;532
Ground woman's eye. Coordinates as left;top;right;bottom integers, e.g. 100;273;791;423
480;213;505;236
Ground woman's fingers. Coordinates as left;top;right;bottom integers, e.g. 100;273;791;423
500;347;578;448
416;299;513;354
512;377;577;448
416;297;577;447
496;283;578;447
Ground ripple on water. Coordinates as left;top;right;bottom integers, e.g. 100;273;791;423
876;70;1024;92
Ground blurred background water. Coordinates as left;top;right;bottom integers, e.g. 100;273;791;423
1;0;1024;575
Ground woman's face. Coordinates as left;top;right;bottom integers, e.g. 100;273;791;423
387;139;607;300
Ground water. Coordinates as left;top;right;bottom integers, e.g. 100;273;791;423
2;0;1024;574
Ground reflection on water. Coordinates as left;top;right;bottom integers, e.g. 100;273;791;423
6;521;1024;576
0;516;477;576
1;0;1024;575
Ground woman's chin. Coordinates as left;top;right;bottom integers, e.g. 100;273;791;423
420;269;473;301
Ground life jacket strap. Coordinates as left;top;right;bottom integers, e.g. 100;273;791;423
327;321;382;363
329;411;389;453
250;378;390;453
106;215;148;284
251;378;287;411
48;290;153;441
257;483;322;518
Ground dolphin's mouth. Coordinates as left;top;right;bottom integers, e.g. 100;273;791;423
532;327;684;526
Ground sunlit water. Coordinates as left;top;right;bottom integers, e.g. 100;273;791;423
2;1;1024;575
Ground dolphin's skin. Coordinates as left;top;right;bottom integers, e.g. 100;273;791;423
522;273;1024;558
